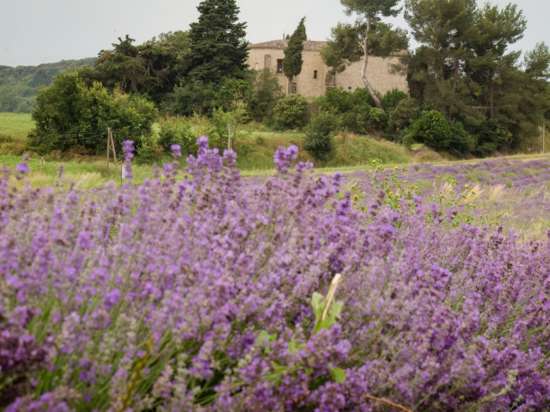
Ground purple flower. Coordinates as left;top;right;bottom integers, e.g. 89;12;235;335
274;145;299;173
16;162;29;175
170;144;182;159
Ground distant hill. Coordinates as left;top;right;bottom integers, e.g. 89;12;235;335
0;58;95;113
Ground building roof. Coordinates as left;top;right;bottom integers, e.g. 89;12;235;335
249;40;328;52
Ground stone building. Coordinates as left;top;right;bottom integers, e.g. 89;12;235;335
248;40;408;98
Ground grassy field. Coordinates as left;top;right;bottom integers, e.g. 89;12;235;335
0;112;34;155
0;112;34;139
0;111;446;182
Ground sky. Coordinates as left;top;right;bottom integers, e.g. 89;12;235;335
1;0;548;67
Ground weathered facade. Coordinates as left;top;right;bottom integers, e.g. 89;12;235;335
248;40;408;98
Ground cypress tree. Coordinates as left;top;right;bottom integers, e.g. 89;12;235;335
283;17;307;94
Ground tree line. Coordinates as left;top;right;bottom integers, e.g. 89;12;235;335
29;0;549;159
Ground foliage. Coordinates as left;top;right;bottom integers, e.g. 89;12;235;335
404;0;549;154
317;87;375;114
166;80;218;116
84;32;190;104
381;89;408;112
1;141;549;410
387;97;420;137
322;0;408;107
472;119;513;156
404;110;475;154
158;117;197;156
211;102;248;149
304;112;339;161
248;69;283;122
272;94;309;130
29;72;157;154
0;58;95;113
283;17;307;93
186;0;248;84
316;88;388;134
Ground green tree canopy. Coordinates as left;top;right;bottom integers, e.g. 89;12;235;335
405;0;548;153
186;0;248;84
83;32;190;104
322;0;408;107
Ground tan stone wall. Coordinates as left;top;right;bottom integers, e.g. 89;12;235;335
248;48;329;98
247;47;408;98
336;56;408;95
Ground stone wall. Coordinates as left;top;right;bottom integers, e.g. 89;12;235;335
247;43;408;98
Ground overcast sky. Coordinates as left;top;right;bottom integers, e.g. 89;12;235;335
1;0;548;67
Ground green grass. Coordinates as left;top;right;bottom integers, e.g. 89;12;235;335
0;112;34;155
0;112;34;140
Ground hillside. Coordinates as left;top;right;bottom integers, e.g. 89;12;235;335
0;58;95;113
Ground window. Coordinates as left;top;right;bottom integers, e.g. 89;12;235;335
264;54;272;70
290;82;297;94
277;59;284;74
313;70;318;79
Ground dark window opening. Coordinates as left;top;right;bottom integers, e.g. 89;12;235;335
290;82;297;94
277;59;284;73
313;70;318;79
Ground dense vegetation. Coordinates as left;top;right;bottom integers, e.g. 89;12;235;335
0;58;94;112
1;139;548;410
2;0;549;162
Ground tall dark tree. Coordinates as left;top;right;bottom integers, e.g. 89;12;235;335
322;0;408;107
283;17;307;94
186;0;249;84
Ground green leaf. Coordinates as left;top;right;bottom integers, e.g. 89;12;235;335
330;367;347;383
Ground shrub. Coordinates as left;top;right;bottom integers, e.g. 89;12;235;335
158;118;197;156
168;77;253;117
404;110;476;155
388;97;420;138
317;88;375;115
166;80;218;116
272;94;309;130
381;89;408;112
316;88;386;135
248;69;283;122
473;119;513;156
1;142;548;410
211;102;248;149
367;107;388;131
304;112;339;161
29;72;157;155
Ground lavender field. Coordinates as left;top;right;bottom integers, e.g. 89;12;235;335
1;139;549;411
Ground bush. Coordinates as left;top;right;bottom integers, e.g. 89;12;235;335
473;119;513;156
304;112;339;161
29;72;157;155
158;118;197;156
381;89;408;112
168;77;253;117
317;88;375;115
211;103;248;150
166;81;218;116
316;88;385;135
367;107;388;131
248;69;283;122
404;110;475;155
388;97;419;137
272;94;309;130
